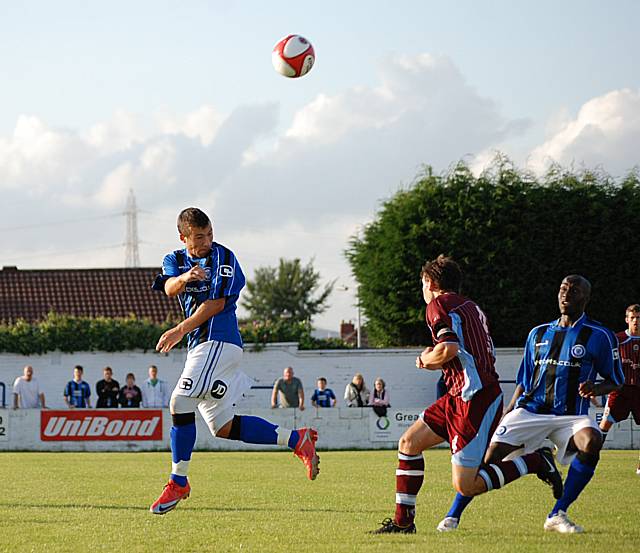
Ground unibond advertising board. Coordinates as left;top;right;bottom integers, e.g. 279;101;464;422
41;410;163;441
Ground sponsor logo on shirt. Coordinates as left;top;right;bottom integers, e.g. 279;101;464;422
40;410;163;441
219;265;234;278
534;359;581;368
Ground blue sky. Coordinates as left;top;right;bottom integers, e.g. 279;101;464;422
1;1;639;329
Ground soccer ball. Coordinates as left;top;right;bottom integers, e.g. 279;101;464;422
272;35;315;78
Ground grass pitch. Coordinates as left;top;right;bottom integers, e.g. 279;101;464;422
1;449;639;553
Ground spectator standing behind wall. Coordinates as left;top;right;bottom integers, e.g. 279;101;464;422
369;377;390;417
64;365;91;408
344;373;370;407
96;367;120;408
119;373;143;408
311;377;336;407
271;366;305;410
142;365;170;407
13;365;46;409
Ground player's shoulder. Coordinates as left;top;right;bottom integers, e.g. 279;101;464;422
527;321;553;338
211;241;235;255
615;330;630;342
582;317;617;345
428;292;465;314
163;248;187;264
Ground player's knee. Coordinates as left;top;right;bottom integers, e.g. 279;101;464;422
582;431;603;454
453;478;479;497
398;434;416;455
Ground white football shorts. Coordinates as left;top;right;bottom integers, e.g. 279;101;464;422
490;407;600;465
171;340;255;435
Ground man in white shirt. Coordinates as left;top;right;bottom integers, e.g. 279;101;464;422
13;365;46;409
142;365;170;408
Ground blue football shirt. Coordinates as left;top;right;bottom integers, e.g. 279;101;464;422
157;242;245;349
64;380;91;408
311;388;336;407
516;314;623;416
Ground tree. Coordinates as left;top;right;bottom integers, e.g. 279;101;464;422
241;258;335;324
346;156;640;347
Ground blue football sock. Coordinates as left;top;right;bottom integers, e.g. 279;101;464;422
238;415;279;445
446;492;473;519
550;457;595;516
170;422;196;487
288;430;299;449
236;416;300;449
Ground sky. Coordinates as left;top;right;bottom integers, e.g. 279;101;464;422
1;1;639;331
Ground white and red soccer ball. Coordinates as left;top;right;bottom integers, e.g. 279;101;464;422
272;34;315;78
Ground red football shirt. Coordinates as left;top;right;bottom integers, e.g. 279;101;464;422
616;330;640;386
426;293;499;397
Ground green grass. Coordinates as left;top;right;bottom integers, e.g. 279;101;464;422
1;450;639;552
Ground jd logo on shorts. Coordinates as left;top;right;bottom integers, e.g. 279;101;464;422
211;380;228;399
219;265;234;278
179;378;193;390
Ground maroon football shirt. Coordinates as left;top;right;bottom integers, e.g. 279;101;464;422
426;293;500;398
616;330;640;386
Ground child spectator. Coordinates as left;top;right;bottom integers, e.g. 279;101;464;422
119;373;143;408
311;377;336;408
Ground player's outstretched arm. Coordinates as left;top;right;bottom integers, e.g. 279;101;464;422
156;298;225;352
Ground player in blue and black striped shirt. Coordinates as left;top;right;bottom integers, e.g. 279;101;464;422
149;207;320;515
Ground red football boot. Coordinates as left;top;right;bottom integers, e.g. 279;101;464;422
150;479;191;515
294;428;320;480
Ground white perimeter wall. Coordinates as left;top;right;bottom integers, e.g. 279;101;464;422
0;344;637;451
0;343;523;410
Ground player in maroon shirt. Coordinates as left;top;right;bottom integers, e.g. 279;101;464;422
373;255;562;534
599;304;640;473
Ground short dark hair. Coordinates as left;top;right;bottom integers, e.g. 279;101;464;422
74;365;83;373
126;372;135;380
421;255;462;293
317;377;327;383
103;366;112;373
177;207;211;236
626;304;640;315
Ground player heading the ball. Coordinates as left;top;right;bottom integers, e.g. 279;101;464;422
149;207;319;515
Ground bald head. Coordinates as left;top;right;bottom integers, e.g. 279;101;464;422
558;274;591;321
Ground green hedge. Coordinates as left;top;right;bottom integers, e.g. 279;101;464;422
347;158;640;347
0;313;351;354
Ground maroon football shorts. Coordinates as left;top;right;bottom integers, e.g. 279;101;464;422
422;382;503;467
604;385;640;424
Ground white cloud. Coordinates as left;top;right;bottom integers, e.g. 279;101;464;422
529;88;640;175
0;53;540;330
156;105;223;147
